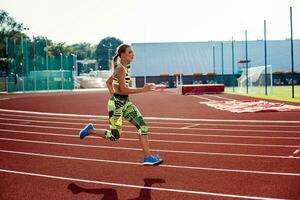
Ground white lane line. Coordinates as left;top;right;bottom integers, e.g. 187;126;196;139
1;128;300;148
0;117;91;126
0;169;284;200
3;126;300;141
206;94;236;101
2;108;299;124
1;149;300;177
0;98;11;101
0;113;300;131
2;120;300;134
124;130;300;140
181;124;199;129
0;112;104;122
2;113;300;128
151;127;300;133
0;137;299;159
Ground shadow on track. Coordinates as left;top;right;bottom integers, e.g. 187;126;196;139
67;178;165;200
128;178;166;200
68;183;118;200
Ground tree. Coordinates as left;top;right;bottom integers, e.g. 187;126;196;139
95;37;123;70
0;9;25;38
69;43;94;60
0;10;26;72
47;42;71;57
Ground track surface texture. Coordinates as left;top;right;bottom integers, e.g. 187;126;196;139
0;90;300;200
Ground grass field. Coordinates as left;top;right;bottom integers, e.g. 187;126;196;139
225;85;300;103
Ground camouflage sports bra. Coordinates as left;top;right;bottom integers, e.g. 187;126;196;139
112;64;131;87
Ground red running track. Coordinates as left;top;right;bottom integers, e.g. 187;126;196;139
0;90;300;200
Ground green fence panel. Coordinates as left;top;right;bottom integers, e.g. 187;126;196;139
6;38;74;92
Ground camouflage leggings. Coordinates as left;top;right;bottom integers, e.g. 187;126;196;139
105;94;148;141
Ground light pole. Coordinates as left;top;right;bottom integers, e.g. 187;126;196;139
60;53;63;90
45;39;49;91
5;37;8;92
264;20;268;95
103;43;112;70
290;7;295;98
71;53;77;76
21;35;25;92
231;37;235;92
245;29;249;94
33;37;37;91
21;27;29;92
212;45;216;83
221;42;224;84
71;54;77;90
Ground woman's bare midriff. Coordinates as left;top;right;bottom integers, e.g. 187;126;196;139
113;84;122;94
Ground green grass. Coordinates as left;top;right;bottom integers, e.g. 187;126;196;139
225;86;300;103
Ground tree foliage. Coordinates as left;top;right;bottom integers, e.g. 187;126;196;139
95;37;123;70
0;9;124;73
0;9;25;38
0;10;26;71
69;43;95;60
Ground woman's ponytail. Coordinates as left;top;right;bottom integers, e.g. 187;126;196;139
112;54;120;69
112;44;131;69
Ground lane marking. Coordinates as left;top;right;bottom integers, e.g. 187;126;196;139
2;126;300;141
181;124;200;129
190;95;214;102
2;120;300;134
0;137;299;159
3;113;300;128
293;149;300;155
1;149;299;177
1;108;300;123
2;112;300;128
1;129;300;148
0;169;284;200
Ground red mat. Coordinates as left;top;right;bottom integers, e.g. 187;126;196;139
178;84;224;95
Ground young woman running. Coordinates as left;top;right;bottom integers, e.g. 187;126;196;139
79;44;163;165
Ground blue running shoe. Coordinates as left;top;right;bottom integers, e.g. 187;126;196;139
79;123;94;139
143;155;163;166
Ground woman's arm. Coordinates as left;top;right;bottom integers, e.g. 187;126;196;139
106;75;114;95
117;67;154;95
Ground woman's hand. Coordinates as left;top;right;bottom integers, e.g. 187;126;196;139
143;83;156;92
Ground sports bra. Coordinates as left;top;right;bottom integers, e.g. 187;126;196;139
112;64;131;87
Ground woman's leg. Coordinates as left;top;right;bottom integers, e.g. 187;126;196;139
123;101;152;157
104;96;124;141
79;95;123;141
89;129;106;138
139;134;151;157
